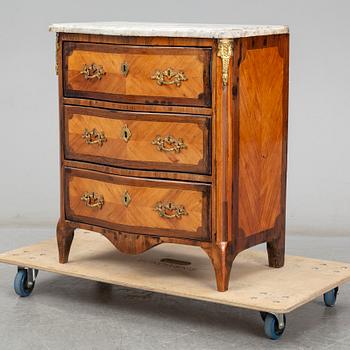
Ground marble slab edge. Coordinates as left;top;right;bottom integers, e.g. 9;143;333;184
48;22;289;39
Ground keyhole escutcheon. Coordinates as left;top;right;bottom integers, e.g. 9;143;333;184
121;62;129;77
122;191;131;207
121;124;132;142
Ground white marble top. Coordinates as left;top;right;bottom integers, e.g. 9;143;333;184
49;22;289;39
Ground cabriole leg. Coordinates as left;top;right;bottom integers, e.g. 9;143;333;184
56;220;75;263
202;242;236;292
267;234;285;268
267;217;286;268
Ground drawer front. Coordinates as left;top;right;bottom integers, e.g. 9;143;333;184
65;106;211;174
63;42;211;107
65;168;210;240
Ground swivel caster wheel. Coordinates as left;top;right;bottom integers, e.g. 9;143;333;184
323;287;339;307
14;268;39;297
260;311;267;321
260;312;286;340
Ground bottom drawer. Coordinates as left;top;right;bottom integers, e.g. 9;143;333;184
65;168;211;240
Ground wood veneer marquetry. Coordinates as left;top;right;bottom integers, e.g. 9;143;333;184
63;97;212;116
55;31;289;292
63;42;212;107
63;159;212;183
65;168;211;240
207;34;289;291
67;220;213;248
238;45;284;236
234;35;289;266
65;105;211;174
60;32;215;48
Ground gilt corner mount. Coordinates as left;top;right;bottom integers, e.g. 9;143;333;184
218;39;233;86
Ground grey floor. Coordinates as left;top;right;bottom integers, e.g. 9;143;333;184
0;228;349;350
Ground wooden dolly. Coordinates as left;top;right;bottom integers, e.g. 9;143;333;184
1;230;349;340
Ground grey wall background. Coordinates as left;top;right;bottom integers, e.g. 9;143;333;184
0;0;349;235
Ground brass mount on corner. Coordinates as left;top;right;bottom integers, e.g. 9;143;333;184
218;39;233;86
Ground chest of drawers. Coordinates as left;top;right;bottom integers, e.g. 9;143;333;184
50;22;289;291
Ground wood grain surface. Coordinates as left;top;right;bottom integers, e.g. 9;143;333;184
60;33;215;48
55;32;289;292
1;230;349;313
63;159;212;183
238;39;287;237
63;42;212;107
65;105;211;174
65;168;211;240
63;97;212;116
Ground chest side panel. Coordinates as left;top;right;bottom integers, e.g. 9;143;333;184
237;35;289;237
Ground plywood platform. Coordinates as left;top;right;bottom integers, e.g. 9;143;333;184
1;230;349;313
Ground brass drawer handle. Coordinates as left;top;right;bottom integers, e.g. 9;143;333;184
80;63;106;80
154;202;188;219
82;128;107;146
152;135;187;153
151;68;187;87
81;192;104;209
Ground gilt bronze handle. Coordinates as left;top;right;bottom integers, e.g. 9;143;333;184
151;135;186;153
81;192;104;209
80;63;106;80
82;128;107;146
151;68;187;87
154;202;188;219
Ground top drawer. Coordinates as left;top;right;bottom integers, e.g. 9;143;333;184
63;42;212;107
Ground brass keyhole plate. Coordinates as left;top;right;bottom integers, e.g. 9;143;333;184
121;124;132;143
122;191;131;207
121;62;129;77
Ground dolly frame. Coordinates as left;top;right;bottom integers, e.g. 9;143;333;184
1;230;349;340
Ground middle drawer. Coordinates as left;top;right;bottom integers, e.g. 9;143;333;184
64;106;211;174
